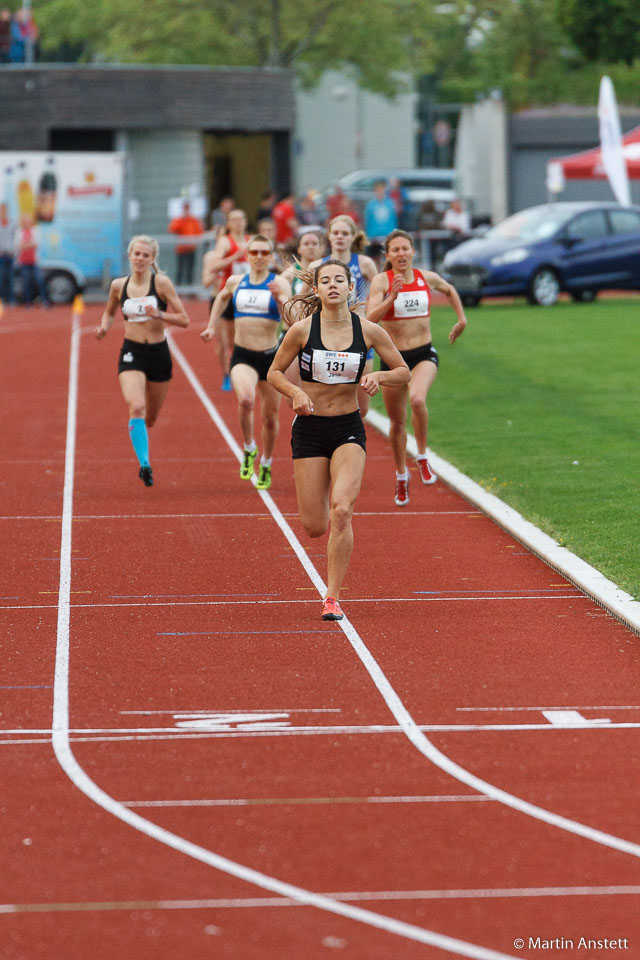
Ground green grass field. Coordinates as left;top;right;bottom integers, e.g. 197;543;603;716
374;296;639;599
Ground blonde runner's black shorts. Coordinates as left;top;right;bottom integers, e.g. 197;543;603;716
117;338;172;382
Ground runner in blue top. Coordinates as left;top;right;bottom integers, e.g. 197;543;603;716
201;234;291;489
308;214;378;414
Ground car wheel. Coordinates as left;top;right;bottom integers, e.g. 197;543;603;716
570;289;598;303
45;271;78;304
527;268;560;306
461;295;481;307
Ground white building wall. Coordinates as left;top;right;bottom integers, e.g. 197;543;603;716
455;96;508;225
293;72;417;193
118;129;205;240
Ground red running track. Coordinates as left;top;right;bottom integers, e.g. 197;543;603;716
1;302;639;960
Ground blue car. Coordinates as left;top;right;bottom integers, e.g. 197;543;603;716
442;201;640;306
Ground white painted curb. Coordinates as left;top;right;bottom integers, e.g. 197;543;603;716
365;408;640;636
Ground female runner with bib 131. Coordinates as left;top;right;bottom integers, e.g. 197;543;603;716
95;235;189;487
367;229;467;507
268;260;409;621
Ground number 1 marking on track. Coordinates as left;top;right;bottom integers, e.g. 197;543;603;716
542;710;612;726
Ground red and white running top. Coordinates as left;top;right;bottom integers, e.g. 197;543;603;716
381;267;430;322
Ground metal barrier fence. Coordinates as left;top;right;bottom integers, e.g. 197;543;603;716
150;229;466;299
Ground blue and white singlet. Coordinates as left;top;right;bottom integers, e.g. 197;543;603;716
232;272;280;322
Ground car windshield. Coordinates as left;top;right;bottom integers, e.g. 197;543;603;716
486;207;569;243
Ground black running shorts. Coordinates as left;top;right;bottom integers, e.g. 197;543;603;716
291;409;367;460
117;338;172;382
207;294;234;321
230;343;278;381
379;341;439;372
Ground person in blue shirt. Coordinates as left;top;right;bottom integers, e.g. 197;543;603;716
364;180;398;242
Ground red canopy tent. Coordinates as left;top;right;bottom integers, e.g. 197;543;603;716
549;124;640;180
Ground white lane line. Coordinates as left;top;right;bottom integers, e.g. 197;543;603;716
2;594;588;611
458;705;640;713
122;795;492;808
0;510;480;521
49;322;520;960
121;707;342;714
6;720;640;747
8;721;640;736
178;339;640;859
171;342;640;858
366;409;640;634
2;884;639;914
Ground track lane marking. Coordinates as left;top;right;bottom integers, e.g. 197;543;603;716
2;884;640;914
120;795;492;807
8;721;640;735
458;704;640;712
49;317;521;960
170;336;640;860
2;594;590;611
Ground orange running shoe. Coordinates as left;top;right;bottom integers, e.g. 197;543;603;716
416;457;437;485
321;597;344;620
394;475;409;506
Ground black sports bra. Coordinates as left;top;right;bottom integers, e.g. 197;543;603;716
120;273;167;320
298;311;367;385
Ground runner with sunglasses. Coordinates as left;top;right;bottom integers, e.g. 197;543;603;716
201;235;291;489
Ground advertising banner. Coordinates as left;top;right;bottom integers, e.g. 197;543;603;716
1;151;124;280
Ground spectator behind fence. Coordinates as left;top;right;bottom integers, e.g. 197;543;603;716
442;198;471;237
296;189;319;227
168;200;203;287
419;199;442;231
9;6;38;63
16;212;49;306
0;8;11;62
0;202;15;304
388;177;411;230
364;181;398;240
341;195;361;227
255;190;277;225
210;197;234;235
325;185;349;223
364;180;397;265
271;190;298;246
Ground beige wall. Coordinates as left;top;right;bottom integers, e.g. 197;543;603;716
204;134;271;228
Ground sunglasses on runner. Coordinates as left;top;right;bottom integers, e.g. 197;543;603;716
248;249;271;256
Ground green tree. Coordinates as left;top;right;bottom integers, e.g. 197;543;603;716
37;0;415;95
558;0;640;66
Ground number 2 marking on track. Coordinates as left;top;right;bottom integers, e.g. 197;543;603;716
173;712;291;731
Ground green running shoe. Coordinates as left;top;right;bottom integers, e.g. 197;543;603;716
256;464;272;490
240;447;258;479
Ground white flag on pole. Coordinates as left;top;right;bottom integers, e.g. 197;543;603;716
598;75;631;206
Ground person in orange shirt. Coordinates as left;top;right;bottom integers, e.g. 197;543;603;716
168;201;203;287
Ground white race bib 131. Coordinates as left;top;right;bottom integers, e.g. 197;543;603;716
311;349;361;384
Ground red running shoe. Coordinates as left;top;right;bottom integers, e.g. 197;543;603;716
416;457;437;485
321;597;344;620
394;475;409;506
